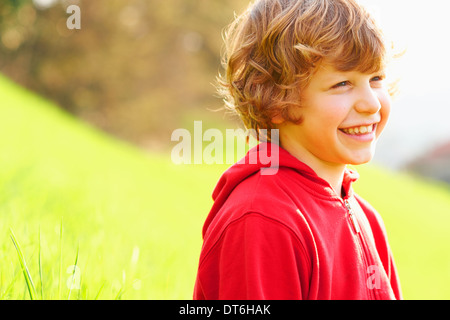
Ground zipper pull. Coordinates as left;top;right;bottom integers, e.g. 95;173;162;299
344;199;360;234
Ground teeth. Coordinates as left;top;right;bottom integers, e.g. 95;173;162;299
341;125;374;135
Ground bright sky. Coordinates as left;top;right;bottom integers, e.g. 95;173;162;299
360;0;450;96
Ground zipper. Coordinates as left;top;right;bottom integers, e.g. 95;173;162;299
344;198;361;234
343;198;377;299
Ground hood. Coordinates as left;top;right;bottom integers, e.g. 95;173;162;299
202;142;359;237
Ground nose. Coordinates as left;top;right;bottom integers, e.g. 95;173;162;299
353;86;382;115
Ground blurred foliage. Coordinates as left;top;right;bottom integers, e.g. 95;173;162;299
0;0;249;149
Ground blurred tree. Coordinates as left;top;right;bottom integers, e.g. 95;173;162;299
0;0;249;150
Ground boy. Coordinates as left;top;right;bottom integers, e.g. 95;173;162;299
194;0;402;299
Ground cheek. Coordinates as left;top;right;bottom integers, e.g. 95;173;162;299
311;96;350;123
377;93;392;133
299;94;351;141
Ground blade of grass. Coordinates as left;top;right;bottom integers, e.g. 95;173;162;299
94;281;106;300
38;226;44;299
10;228;37;300
58;218;63;299
67;244;79;300
114;287;125;300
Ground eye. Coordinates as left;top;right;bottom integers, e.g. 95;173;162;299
370;75;386;87
370;75;385;82
331;81;350;89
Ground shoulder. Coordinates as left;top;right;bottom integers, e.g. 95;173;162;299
202;167;316;257
353;193;392;246
226;167;306;223
199;210;312;274
353;193;386;229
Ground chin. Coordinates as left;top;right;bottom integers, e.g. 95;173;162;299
348;153;374;165
349;142;379;165
345;149;376;165
348;158;372;165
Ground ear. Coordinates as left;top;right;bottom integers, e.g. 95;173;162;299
271;113;285;125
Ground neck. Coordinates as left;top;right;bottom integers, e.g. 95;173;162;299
280;142;347;198
317;163;346;198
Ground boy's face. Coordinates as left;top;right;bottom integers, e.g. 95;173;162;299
274;62;391;168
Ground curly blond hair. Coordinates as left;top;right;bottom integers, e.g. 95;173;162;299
218;0;393;141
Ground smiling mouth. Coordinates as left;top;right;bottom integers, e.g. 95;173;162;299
339;124;376;135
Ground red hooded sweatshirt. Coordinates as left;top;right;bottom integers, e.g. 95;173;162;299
194;143;402;300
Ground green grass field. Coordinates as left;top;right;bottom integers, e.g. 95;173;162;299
1;74;450;299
